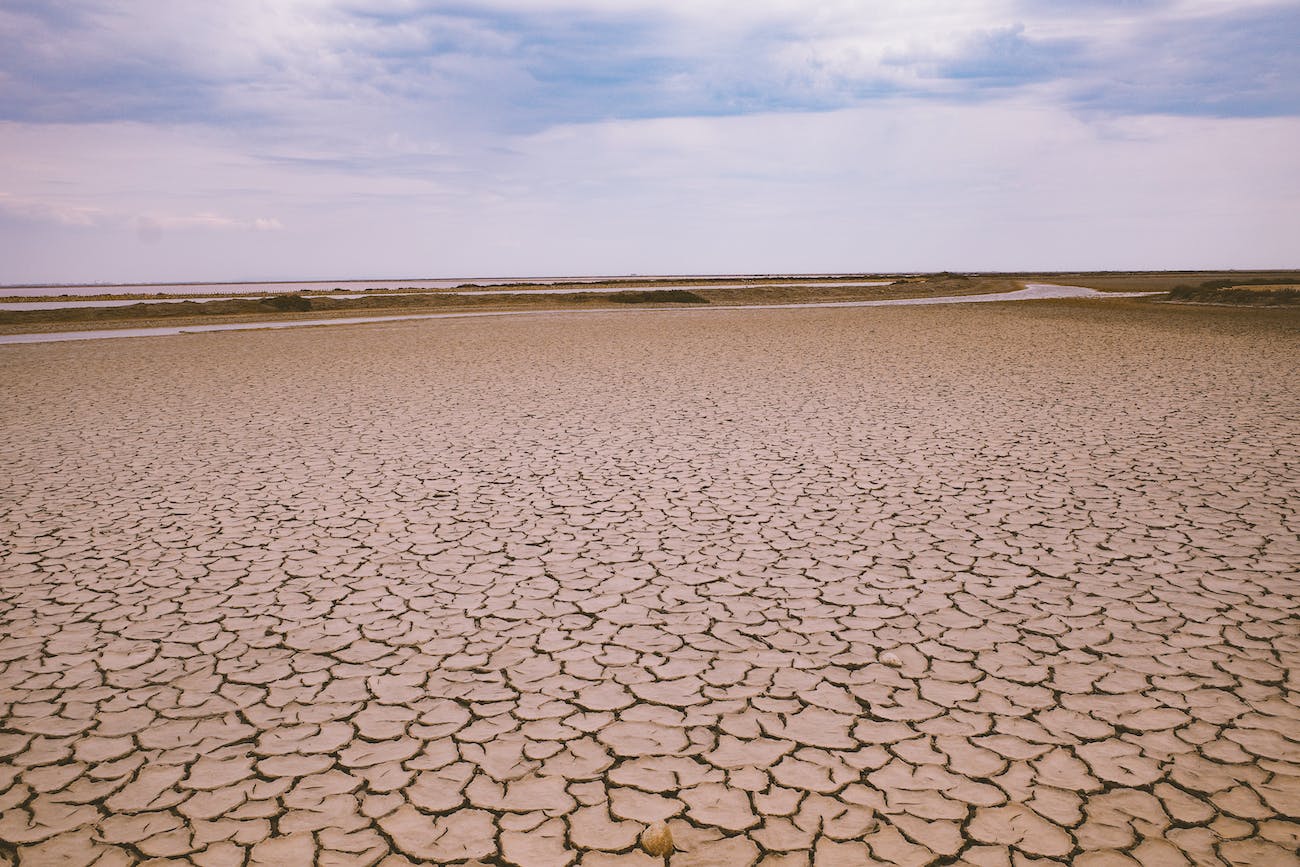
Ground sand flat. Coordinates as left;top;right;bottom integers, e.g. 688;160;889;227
1;301;1297;865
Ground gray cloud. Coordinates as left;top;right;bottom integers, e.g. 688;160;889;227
1069;5;1300;117
1;1;1296;283
2;1;1296;132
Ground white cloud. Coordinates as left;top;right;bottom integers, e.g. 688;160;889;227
0;1;1296;282
0;193;106;227
2;97;1296;283
487;100;1299;272
142;213;285;232
0;190;283;236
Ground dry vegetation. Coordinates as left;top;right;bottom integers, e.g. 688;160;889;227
3;271;1298;335
0;276;1009;335
1012;270;1300;294
1165;280;1298;306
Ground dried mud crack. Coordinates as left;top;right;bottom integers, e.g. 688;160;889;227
0;301;1297;866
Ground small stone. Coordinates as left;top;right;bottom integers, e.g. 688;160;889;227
880;651;903;668
640;821;674;856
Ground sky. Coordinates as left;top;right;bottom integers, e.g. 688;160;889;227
1;0;1298;284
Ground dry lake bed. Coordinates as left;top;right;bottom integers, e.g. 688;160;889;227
1;299;1297;866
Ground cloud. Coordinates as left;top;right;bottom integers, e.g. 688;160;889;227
919;25;1083;85
4;0;1296;134
0;193;282;233
1069;5;1300;117
0;192;106;226
0;1;1296;283
3;97;1296;284
145;213;285;231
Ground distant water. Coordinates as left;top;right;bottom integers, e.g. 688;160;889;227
1;281;894;311
0;274;852;299
0;277;587;299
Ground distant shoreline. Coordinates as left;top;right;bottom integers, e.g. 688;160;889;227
3;269;1298;299
0;273;868;298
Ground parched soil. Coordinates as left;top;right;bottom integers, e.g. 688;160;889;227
1;300;1297;865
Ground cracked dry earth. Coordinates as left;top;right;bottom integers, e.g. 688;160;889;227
1;301;1298;867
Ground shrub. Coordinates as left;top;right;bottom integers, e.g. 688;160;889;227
1167;286;1298;305
605;290;709;304
259;294;313;311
